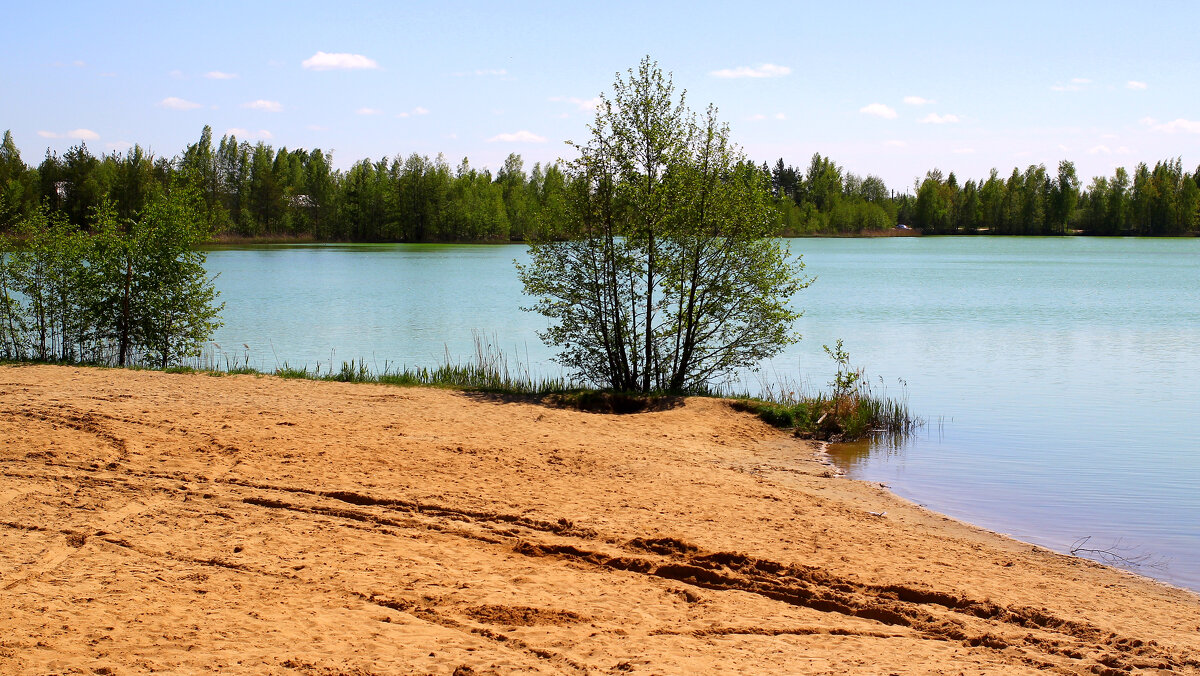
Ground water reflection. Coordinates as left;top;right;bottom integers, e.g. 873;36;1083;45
826;435;908;474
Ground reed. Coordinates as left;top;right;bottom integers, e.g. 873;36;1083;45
724;373;921;442
268;334;575;395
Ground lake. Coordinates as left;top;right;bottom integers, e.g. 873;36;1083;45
205;238;1200;591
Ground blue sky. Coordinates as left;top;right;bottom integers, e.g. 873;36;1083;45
4;1;1198;191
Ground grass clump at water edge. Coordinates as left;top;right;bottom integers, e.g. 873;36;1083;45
724;340;922;442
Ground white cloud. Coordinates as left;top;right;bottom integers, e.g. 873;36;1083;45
36;129;99;141
883;140;906;147
356;107;383;115
747;113;767;121
1117;146;1131;154
919;113;960;124
952;148;975;154
396;106;431;118
72;60;85;67
224;128;273;140
774;112;786;120
1143;117;1200;134
486;130;547;143
710;63;791;79
1088;145;1112;155
570;96;600;111
903;96;934;106
205;71;238;80
302;51;379;71
1126;80;1148;90
1058;144;1070;152
1051;79;1090;92
160;96;202;111
243;99;283;112
859;103;897;119
168;69;185;79
549;96;602;112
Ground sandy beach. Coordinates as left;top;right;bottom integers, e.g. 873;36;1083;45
2;364;1198;674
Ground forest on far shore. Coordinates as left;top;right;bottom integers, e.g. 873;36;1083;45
1;126;1197;241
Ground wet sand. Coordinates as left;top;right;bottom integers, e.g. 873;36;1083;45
2;364;1198;674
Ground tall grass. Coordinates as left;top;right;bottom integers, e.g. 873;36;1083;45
726;376;921;442
5;328;920;443
720;341;922;442
273;334;574;395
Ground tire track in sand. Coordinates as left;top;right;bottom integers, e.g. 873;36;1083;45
225;480;1197;675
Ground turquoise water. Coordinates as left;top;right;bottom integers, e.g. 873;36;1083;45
205;238;1200;591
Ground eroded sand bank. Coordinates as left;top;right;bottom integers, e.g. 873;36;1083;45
2;364;1198;674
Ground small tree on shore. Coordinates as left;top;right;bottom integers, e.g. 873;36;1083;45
93;190;223;368
518;57;807;392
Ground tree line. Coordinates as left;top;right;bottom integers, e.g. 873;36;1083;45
768;155;1200;236
910;159;1200;236
0;127;566;242
2;128;1197;240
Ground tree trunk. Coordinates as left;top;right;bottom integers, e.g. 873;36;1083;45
118;256;132;367
642;231;654;393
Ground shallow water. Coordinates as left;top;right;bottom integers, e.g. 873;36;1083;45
205;237;1200;591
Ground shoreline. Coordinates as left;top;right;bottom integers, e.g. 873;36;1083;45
2;364;1199;673
832;450;1200;600
200;230;1200;246
820;439;1200;597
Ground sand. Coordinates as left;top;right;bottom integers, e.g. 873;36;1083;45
1;364;1198;675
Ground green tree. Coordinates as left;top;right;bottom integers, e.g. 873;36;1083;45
247;142;282;234
0;131;39;230
518;57;806;392
1049;160;1080;234
180;125;223;228
91;191;223;367
497;153;532;240
914;171;952;233
4;208;92;360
